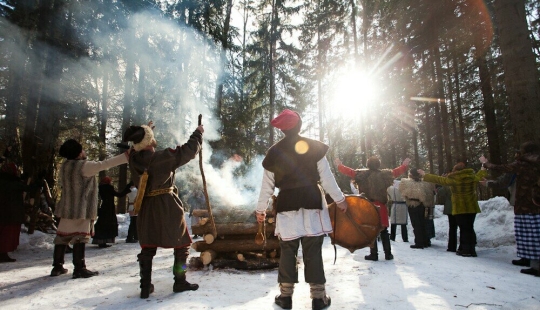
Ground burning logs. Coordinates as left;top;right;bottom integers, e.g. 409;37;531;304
189;206;280;270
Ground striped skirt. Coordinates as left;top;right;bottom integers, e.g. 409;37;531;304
515;214;540;259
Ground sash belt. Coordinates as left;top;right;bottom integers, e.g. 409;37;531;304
145;187;175;197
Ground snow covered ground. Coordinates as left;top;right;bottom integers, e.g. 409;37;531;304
0;197;539;310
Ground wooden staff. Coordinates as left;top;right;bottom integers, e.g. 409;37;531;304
198;114;217;239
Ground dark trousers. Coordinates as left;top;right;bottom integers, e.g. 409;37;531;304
390;224;408;242
454;213;477;253
127;216;138;240
447;214;458;251
278;235;325;284
408;205;427;247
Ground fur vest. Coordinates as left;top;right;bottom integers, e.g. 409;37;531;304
398;178;435;207
354;169;394;203
54;160;99;220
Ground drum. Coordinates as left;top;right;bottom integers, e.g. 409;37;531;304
328;195;383;253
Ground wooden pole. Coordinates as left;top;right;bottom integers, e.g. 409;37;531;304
198;114;217;238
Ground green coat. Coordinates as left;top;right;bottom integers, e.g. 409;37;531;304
423;168;487;215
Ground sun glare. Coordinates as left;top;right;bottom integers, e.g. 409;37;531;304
330;70;379;120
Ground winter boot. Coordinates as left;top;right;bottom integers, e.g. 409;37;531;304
173;257;199;293
139;258;154;299
72;243;99;279
381;230;394;260
50;245;68;276
364;242;378;261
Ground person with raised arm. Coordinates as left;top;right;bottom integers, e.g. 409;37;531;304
334;156;410;261
123;121;203;299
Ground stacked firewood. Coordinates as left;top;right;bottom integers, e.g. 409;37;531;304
189;205;280;270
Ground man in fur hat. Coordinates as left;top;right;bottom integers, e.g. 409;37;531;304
51;139;130;278
123;121;203;299
334;156;410;261
256;109;348;310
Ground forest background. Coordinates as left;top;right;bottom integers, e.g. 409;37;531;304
1;0;540;212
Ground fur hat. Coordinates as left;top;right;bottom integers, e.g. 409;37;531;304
59;139;82;160
123;125;156;151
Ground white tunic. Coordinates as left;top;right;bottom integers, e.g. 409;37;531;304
256;157;345;241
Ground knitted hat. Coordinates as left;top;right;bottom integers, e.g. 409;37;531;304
271;109;301;131
59;139;83;160
123;125;156;151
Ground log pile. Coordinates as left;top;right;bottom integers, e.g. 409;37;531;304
189;206;280;270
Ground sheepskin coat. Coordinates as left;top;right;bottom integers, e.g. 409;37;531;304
398;178;435;208
55;160;99;220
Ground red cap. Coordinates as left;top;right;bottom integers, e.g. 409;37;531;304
271;109;300;130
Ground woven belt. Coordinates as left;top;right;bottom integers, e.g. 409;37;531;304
145;187;175;197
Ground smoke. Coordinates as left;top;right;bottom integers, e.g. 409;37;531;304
0;2;265;209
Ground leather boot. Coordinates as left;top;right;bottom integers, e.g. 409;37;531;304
364;242;378;261
390;224;396;241
275;295;293;309
312;295;331;310
139;258;154;299
173;257;199;292
381;230;394;260
50;245;68;276
72;243;98;279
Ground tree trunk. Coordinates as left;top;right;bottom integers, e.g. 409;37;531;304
452;52;467;161
430;50;445;174
433;47;452;172
493;0;540;143
119;53;135;208
476;51;502;165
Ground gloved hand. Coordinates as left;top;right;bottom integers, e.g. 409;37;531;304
402;158;411;166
